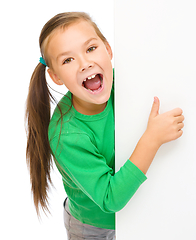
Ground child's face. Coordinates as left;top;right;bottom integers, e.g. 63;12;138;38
47;20;113;115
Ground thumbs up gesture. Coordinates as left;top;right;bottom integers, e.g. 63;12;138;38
146;97;184;147
128;97;185;174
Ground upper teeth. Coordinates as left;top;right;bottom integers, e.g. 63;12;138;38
84;74;96;81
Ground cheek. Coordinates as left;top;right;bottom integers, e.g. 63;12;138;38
97;52;112;67
57;68;72;81
60;71;78;90
103;49;113;64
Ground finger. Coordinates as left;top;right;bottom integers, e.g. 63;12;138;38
173;129;183;140
175;115;185;123
172;108;183;117
177;129;183;138
177;122;184;130
150;97;160;118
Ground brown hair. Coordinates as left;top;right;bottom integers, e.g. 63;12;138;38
25;12;108;216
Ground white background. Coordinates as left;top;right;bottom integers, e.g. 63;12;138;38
115;0;196;239
2;1;196;239
0;1;114;239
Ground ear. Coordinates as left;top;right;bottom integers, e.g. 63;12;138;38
47;68;64;86
105;42;113;60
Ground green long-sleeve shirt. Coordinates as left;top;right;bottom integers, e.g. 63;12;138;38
48;83;147;229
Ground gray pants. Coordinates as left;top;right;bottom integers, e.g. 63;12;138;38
63;198;116;240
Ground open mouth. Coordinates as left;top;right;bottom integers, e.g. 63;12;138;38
82;74;103;93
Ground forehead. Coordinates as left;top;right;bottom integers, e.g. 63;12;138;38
47;20;100;56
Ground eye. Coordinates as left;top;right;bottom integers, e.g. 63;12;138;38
63;57;73;64
87;46;97;53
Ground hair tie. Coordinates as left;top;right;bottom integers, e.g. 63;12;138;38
39;57;47;67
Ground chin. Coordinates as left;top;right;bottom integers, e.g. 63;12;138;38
93;93;111;105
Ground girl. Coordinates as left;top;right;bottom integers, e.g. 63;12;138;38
26;12;184;240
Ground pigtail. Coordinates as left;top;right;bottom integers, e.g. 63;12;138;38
25;63;54;216
25;11;108;217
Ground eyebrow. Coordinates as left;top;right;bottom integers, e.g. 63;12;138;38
56;37;98;61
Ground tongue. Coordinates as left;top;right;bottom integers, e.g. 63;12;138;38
84;75;101;90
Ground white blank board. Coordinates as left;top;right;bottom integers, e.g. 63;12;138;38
114;1;196;239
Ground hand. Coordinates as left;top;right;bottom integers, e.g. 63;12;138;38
146;97;184;147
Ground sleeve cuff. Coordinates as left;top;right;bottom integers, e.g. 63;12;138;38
124;159;147;183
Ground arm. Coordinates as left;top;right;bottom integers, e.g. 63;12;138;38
50;133;146;213
129;97;184;174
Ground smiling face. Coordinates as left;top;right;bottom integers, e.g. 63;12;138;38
47;20;113;115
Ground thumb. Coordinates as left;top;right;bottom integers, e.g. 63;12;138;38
150;96;160;118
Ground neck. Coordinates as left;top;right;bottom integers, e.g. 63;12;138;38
72;96;107;115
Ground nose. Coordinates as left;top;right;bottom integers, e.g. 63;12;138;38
79;55;94;72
